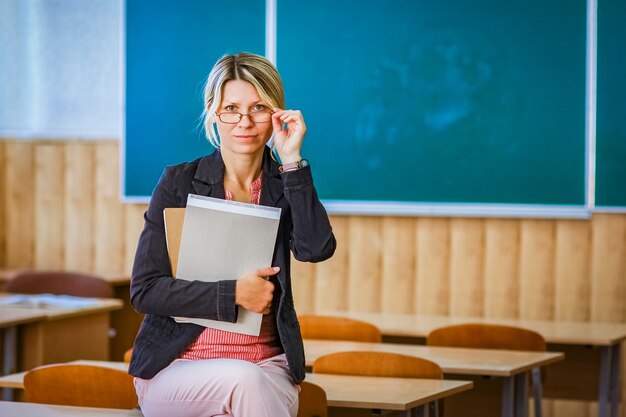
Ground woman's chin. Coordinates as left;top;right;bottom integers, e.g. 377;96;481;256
223;143;267;157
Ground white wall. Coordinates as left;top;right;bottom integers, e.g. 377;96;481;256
0;0;121;139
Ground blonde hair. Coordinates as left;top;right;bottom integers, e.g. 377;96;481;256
202;52;285;149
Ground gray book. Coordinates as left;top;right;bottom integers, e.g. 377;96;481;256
172;194;281;336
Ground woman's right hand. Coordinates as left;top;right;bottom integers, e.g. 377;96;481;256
235;266;279;314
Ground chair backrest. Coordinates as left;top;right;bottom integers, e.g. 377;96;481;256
298;315;382;343
427;323;546;352
297;381;328;417
23;364;138;409
123;348;133;363
313;351;443;379
6;271;114;298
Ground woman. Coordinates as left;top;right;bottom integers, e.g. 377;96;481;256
128;52;336;417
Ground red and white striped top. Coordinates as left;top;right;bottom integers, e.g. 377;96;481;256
180;172;283;362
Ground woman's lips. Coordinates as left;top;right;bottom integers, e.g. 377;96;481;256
234;135;257;141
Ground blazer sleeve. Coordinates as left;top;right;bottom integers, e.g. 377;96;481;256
282;165;336;262
129;166;237;322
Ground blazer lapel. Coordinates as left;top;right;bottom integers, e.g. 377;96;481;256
191;150;225;199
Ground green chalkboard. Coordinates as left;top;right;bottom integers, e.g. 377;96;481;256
278;0;587;206
596;0;626;208
124;0;596;216
124;0;264;199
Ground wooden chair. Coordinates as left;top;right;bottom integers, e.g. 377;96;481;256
298;315;382;343
123;348;133;363
313;351;443;416
427;323;546;417
6;271;114;298
298;381;328;417
23;364;138;409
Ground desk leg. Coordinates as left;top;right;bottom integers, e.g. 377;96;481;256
412;404;425;417
599;346;612;417
2;326;16;401
514;372;529;417
531;367;543;417
429;400;438;417
609;344;621;417
502;377;514;417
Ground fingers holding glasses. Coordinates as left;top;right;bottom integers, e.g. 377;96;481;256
272;109;306;161
273;109;302;123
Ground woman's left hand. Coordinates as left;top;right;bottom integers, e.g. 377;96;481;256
271;108;306;163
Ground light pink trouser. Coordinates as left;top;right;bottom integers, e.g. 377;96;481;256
134;354;299;417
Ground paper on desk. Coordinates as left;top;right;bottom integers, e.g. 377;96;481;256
169;194;281;336
0;294;99;308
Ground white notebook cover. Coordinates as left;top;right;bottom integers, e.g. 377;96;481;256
171;194;281;336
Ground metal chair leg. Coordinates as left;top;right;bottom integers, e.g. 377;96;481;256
531;367;543;417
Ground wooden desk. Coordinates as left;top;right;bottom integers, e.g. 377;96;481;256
306;372;472;416
0;295;122;372
305;339;563;417
0;308;47;372
317;311;626;417
0;270;142;362
96;275;143;362
0;360;473;416
0;401;143;417
0;307;48;401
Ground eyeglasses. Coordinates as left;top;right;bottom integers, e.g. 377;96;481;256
216;111;273;124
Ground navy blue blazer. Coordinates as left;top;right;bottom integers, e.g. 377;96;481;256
128;148;336;383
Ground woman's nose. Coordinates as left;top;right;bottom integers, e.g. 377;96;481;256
238;114;254;126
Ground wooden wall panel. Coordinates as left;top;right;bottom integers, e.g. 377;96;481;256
590;214;626;322
381;217;415;314
519;220;556;320
314;216;349;312
292;257;316;314
347;217;382;312
449;219;485;316
5;141;35;268
1;140;624;325
64;142;95;272
415;218;450;315
34;143;65;269
484;219;520;318
124;204;147;274
94;142;125;274
554;220;591;321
